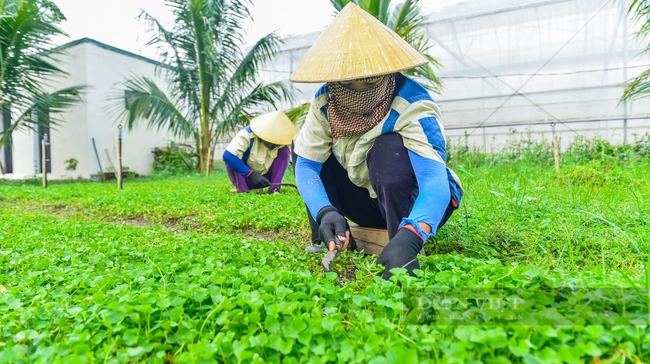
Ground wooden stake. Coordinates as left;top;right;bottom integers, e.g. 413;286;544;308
551;123;560;173
116;125;123;190
42;134;48;188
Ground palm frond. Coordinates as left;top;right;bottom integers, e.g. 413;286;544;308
621;68;650;103
127;0;292;173
629;0;650;39
0;0;82;150
114;76;194;139
284;102;311;129
0;85;85;147
137;9;201;115
213;81;294;139
212;32;284;116
622;1;650;103
0;0;68;105
329;0;353;13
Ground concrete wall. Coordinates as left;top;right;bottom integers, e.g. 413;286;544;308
47;43;89;180
4;39;177;180
83;42;175;178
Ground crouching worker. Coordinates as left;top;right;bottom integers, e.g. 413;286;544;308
223;110;298;194
289;3;463;279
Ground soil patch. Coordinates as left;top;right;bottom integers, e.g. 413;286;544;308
123;217;150;227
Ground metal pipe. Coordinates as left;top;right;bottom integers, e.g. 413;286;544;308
91;137;104;181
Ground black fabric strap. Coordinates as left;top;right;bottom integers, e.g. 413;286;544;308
316;206;339;225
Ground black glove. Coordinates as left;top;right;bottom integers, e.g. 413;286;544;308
248;172;271;188
316;206;347;249
377;227;424;280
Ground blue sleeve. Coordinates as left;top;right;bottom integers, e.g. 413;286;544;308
223;150;251;176
295;156;331;217
400;150;450;240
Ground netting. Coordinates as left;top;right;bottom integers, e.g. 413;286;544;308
257;0;650;154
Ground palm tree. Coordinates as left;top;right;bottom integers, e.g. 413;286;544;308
0;0;85;174
329;0;443;93
116;0;293;174
621;0;650;102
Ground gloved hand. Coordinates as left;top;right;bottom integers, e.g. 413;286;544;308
316;206;349;251
248;172;271;188
377;227;424;280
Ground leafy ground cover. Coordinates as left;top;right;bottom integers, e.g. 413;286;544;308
1;158;649;363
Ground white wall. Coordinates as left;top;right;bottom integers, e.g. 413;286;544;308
4;39;178;180
7;129;35;177
83;42;175;178
48;43;89;180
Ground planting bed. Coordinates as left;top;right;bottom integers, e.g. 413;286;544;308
0;159;648;363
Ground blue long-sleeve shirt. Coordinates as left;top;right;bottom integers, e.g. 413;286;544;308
296;151;451;240
293;73;463;239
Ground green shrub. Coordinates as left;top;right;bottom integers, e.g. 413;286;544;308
448;132;650;169
151;142;198;176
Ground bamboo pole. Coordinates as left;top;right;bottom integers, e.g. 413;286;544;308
551;123;560;173
116;125;123;190
105;148;117;173
42;134;48;188
91;138;104;181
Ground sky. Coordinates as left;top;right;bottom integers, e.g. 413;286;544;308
52;0;337;60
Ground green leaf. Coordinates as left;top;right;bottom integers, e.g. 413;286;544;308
0;344;27;363
558;346;582;364
298;329;312;345
584;342;603;357
524;269;541;278
508;339;530;357
539;326;558;338
169;307;184;320
264;315;280;333
270;336;293;355
322;316;340;332
249;333;268;347
108;312;124;325
216;297;233;312
156;298;171;309
247;311;261;324
127;346;146;358
67;306;83;317
583;325;605;340
123;330;139;346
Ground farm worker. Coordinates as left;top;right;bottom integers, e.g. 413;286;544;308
223;110;298;194
289;3;463;279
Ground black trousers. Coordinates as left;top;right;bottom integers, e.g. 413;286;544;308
292;133;456;246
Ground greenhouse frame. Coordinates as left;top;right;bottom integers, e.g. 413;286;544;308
262;0;650;152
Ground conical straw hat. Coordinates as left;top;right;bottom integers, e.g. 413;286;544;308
290;3;428;83
249;110;298;146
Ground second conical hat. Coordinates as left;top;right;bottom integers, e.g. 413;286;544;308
249;110;298;146
290;3;428;83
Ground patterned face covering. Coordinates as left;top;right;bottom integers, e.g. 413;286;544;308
326;74;396;139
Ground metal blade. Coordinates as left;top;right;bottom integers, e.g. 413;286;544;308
321;249;339;272
306;242;328;254
269;182;297;188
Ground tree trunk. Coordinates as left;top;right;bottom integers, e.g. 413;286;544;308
201;145;211;173
197;127;213;174
195;132;203;172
